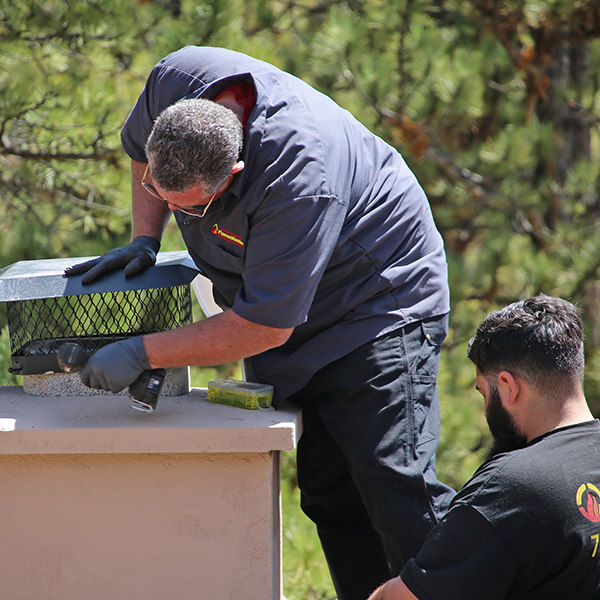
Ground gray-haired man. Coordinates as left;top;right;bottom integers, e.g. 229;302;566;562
67;46;455;600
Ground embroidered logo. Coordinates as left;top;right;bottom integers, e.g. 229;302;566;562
211;223;244;248
576;483;600;523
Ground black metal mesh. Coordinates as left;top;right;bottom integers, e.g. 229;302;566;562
7;286;192;373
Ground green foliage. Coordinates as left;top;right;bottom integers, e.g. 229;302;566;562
189;362;243;388
436;338;490;489
0;326;21;386
281;450;336;600
3;2;600;590
1;0;145;266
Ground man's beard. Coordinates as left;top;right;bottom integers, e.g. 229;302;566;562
485;384;528;459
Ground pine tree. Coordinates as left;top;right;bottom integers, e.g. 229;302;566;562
3;0;600;477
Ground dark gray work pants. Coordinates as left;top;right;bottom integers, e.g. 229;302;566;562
288;315;456;600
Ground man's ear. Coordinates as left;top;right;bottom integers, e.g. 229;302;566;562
497;371;520;406
220;161;245;192
231;160;244;176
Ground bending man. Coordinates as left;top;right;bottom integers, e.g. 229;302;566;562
66;46;455;600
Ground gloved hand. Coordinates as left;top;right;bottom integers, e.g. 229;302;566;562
64;236;161;283
80;337;152;393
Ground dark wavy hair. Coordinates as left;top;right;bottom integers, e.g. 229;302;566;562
468;295;584;401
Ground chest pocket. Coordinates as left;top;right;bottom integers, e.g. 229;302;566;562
206;222;246;262
180;213;246;262
178;216;247;307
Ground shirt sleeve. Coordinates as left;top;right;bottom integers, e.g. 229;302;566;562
401;504;520;600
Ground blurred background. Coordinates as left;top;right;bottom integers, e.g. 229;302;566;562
1;1;600;597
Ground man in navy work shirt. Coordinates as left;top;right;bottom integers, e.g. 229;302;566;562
66;46;455;599
369;295;600;600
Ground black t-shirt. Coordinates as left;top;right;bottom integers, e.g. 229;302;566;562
402;420;600;599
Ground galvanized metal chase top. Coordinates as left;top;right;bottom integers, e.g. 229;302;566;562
0;251;200;301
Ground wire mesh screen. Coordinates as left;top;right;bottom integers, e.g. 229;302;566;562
7;285;193;375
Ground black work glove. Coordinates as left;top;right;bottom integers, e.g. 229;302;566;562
80;337;152;393
64;235;161;284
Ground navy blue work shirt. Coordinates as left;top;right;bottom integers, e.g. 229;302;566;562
121;46;450;405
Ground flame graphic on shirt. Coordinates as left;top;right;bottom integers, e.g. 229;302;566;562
211;224;244;247
576;483;600;523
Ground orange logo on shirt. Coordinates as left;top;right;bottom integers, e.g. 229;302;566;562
576;483;600;523
211;224;244;247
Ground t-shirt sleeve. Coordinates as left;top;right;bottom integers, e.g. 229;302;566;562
401;504;520;600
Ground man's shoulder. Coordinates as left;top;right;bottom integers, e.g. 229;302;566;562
156;46;281;84
456;420;600;505
160;46;258;68
410;421;600;600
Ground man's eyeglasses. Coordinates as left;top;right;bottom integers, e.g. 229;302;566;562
142;163;216;218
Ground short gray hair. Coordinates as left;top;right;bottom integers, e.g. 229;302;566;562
145;98;243;194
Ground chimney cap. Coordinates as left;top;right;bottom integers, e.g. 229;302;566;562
0;251;200;302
